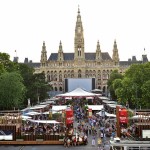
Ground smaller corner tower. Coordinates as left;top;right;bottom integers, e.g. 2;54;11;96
40;41;47;67
96;40;102;62
112;40;119;65
57;40;64;61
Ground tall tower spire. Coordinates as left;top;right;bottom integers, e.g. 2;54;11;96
78;5;80;15
74;6;85;60
40;41;47;67
112;40;119;65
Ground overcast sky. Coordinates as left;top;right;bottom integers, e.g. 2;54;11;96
0;0;150;62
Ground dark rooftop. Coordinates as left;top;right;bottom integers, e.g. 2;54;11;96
48;52;112;61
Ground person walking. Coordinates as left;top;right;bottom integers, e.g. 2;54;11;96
67;138;71;148
92;135;96;146
97;137;102;150
104;141;110;150
63;137;67;148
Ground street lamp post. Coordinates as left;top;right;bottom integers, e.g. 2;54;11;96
101;108;105;141
101;108;105;127
37;87;40;104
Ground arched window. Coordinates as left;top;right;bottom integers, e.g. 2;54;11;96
103;86;106;93
59;87;62;91
98;86;101;89
78;69;82;78
55;87;57;91
77;46;81;56
47;71;50;81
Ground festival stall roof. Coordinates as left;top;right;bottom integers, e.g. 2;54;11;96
21;115;32;120
107;104;122;108
99;96;110;100
91;89;103;92
40;101;56;105
42;111;61;114
25;111;41;116
56;87;96;98
47;97;59;101
87;105;104;111
27;119;62;124
29;104;48;110
130;115;150;119
105;112;116;117
52;105;67;111
102;100;117;104
96;111;116;117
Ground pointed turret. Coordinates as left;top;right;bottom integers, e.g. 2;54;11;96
40;41;47;67
112;40;119;65
57;41;64;61
96;40;102;61
59;41;62;51
74;6;85;60
142;48;148;63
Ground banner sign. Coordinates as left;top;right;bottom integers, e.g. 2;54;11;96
119;108;128;124
88;108;92;118
66;108;73;125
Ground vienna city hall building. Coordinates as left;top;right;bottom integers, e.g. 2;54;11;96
22;8;148;95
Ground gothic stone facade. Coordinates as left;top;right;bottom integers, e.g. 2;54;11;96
33;8;148;94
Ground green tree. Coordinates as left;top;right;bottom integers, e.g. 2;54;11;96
107;70;123;100
0;52;18;72
115;77;134;107
141;80;150;108
0;72;26;110
28;72;50;105
17;63;34;106
0;63;6;75
113;62;150;109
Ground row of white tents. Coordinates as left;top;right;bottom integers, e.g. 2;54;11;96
20;87;150;124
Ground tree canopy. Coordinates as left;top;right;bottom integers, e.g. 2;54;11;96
0;72;26;110
108;62;150;109
107;69;123;100
0;52;51;109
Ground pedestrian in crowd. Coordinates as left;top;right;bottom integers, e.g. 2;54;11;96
67;138;71;148
97;137;102;150
73;136;76;146
92;135;96;146
101;132;104;139
89;125;92;135
77;135;80;146
104;141;110;150
86;126;89;136
63;137;67;147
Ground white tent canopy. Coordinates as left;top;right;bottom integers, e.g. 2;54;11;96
25;111;41;116
29;104;48;110
96;111;116;117
21;115;32;120
52;105;67;111
91;89;103;92
87;105;104;111
56;87;96;98
99;96;110;100
130;115;149;119
102;100;117;104
42;111;61;115
27;119;62;124
107;104;122;108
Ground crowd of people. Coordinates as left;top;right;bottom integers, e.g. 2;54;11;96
62;99;116;149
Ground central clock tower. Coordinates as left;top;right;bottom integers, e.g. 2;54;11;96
74;6;85;60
